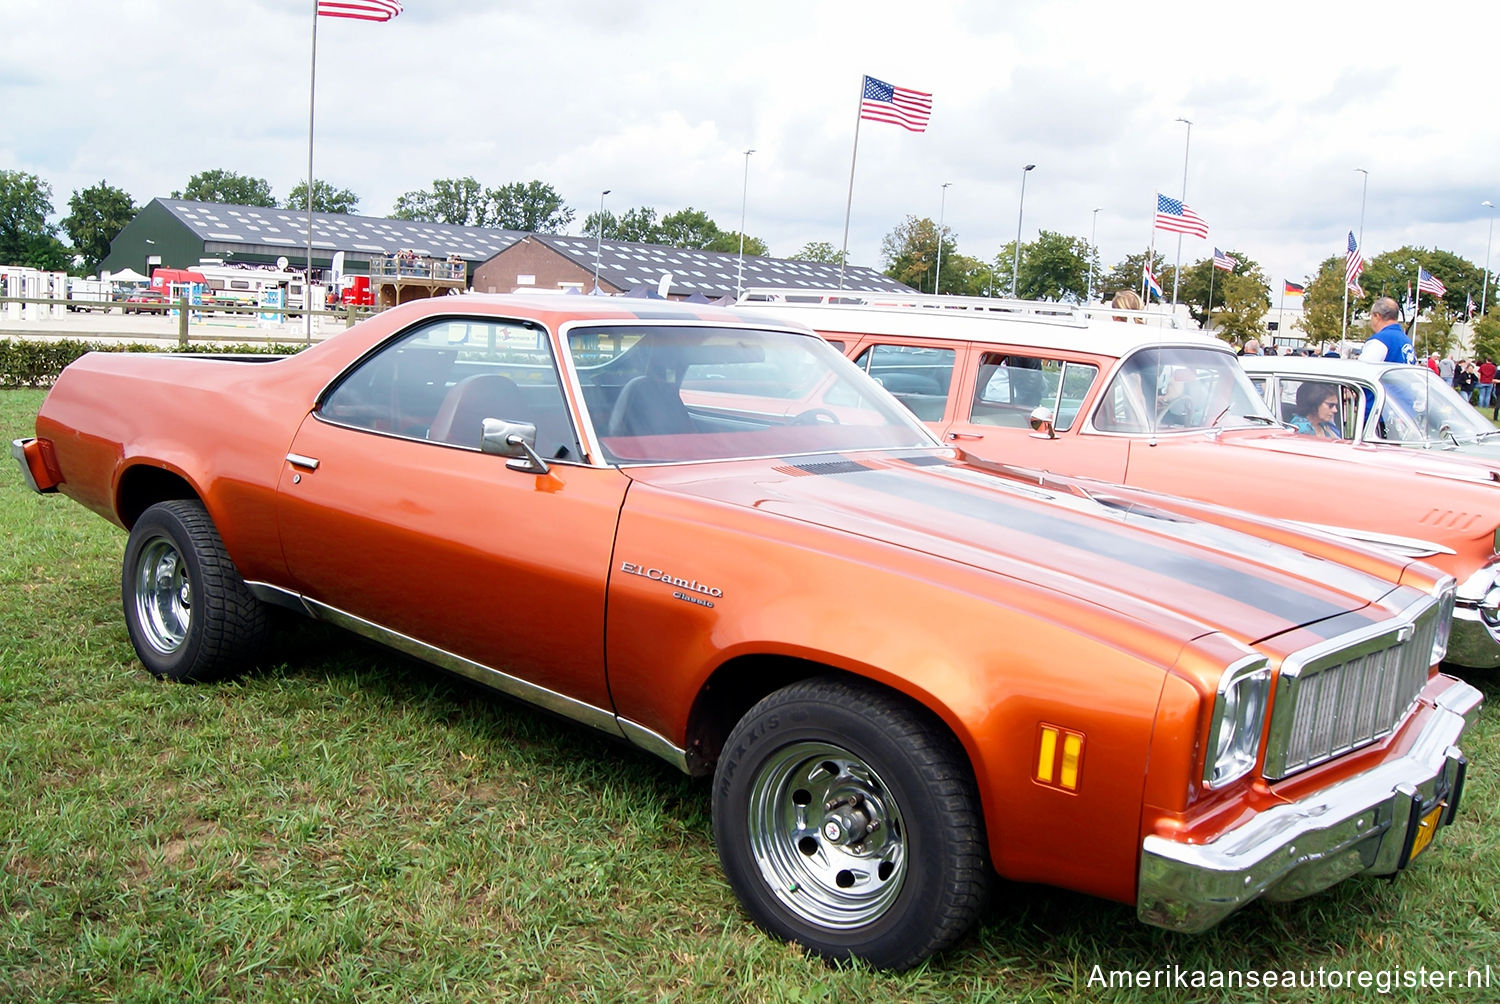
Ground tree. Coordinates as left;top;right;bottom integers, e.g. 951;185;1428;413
283;179;359;215
703;231;770;256
1295;256;1348;348
172;169;275;207
1098;250;1168;304
1171;251;1267;328
613;207;663;243
1210;273;1271;345
880;215;946;292
1360;245;1483;319
62;181;136;274
1015;230;1095;302
655;207;722;249
788;241;846;266
1412;303;1456;359
391;176;487;226
1472;310;1500;365
0;170;69;270
486;180;573;233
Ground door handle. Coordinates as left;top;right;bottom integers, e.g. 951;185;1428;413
286;453;321;470
947;432;984;441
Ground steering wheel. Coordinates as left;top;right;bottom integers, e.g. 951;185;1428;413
1156;397;1194;427
790;408;841;425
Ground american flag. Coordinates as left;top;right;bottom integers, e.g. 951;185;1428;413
859;76;933;133
317;0;402;21
1154;194;1209;238
1418;267;1447;297
1467;291;1476;317
1212;248;1236;271
1345;230;1365;294
1143;261;1164;300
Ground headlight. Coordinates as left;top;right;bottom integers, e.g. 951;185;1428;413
1203;655;1272;789
1431;576;1456;665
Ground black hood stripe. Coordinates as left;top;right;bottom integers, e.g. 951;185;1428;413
820;463;1374;631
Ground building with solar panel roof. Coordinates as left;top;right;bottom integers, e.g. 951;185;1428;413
100;198;914;304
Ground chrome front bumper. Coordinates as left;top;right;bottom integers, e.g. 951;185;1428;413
1137;677;1482;933
1450;563;1500;668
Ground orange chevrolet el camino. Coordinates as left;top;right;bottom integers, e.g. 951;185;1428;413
740;290;1500;670
12;295;1479;967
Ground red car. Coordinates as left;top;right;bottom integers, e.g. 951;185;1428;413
12;295;1478;967
119;288;168;314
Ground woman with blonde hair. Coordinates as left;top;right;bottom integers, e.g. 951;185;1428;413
1110;290;1145;322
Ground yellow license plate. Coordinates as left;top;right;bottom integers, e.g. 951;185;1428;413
1408;804;1446;862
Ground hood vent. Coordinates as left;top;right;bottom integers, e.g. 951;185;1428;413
773;459;871;477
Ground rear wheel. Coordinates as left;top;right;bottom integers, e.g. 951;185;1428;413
122;500;268;682
712;676;991;969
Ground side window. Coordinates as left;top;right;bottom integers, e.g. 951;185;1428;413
969;354;1094;430
320;317;582;460
1279;378;1356;439
853;343;955;421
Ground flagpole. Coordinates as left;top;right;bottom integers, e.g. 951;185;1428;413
1207;260;1216;331
1143;195;1158;301
1171;117;1191;309
837;77;865;291
305;0;318;341
1343;168;1368;343
1278;283;1286;347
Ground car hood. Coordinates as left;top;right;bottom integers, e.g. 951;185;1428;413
622;451;1404;649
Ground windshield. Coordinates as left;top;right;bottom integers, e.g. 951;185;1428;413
1092;346;1274;433
566;324;937;463
1377;367;1495;443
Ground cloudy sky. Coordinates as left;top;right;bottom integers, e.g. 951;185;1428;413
5;0;1498;293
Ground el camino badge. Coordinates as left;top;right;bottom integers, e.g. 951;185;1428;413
618;561;722;608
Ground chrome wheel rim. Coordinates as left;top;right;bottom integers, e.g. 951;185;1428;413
134;536;191;654
746;740;907;930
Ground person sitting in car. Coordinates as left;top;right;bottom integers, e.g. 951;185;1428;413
1289;381;1343;439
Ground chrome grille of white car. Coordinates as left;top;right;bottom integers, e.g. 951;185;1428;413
1263;594;1440;781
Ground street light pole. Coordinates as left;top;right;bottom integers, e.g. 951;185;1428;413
1482;200;1495;320
1012;164;1035;298
593;189;611;293
735;149;755;299
934;182;951;294
1170;117;1191;307
1087;207;1101;304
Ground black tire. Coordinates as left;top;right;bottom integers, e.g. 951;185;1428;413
712;676;992;969
121;499;269;682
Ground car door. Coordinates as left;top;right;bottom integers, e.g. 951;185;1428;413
275;314;627;713
939;349;1129;482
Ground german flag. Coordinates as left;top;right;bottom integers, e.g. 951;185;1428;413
1284;281;1306;296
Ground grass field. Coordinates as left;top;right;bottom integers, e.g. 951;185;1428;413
3;386;1500;1002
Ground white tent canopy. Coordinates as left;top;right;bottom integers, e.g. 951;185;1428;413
104;267;149;283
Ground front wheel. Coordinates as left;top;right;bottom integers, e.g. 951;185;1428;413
122;499;269;682
712;676;991;969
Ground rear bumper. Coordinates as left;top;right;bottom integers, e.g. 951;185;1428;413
11;438;58;494
1137;676;1482;933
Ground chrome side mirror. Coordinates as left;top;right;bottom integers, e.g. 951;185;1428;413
481;418;550;474
1028;406;1057;440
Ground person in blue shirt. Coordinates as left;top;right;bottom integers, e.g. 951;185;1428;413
1359;296;1417;364
1289;381;1343;438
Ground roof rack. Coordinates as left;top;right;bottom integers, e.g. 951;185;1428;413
737;288;1185;328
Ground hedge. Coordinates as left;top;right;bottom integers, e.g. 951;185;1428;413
0;339;308;388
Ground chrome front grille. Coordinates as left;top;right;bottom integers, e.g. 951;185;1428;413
1263;595;1439;781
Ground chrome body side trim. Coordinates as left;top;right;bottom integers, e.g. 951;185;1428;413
242;583;692;767
1138;677;1480;933
11;438;47;494
301;596;624;737
617;718;690;771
